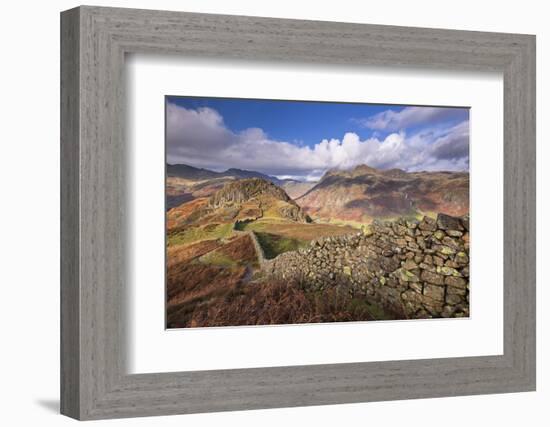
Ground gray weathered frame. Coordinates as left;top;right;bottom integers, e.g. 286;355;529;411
60;5;536;420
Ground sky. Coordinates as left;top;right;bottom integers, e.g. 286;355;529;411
166;96;469;182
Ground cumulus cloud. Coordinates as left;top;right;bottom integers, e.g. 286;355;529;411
166;102;469;181
358;106;468;131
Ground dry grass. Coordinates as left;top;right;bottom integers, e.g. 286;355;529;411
167;222;234;246
167;240;221;267
167;277;385;328
199;234;259;267
166;198;209;230
216;234;258;265
167;262;246;308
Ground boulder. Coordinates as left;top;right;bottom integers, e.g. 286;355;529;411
436;213;464;231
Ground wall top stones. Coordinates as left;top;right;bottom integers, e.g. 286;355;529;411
261;213;470;319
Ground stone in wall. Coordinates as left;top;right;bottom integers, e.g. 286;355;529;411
261;213;470;319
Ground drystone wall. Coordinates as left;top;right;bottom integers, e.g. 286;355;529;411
233;228;267;265
261;214;470;319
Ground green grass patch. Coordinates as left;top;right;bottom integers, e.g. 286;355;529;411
168;222;233;246
234;219;254;231
255;232;308;259
238;218;286;232
261;201;288;220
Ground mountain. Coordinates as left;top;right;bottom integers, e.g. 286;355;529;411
209;177;293;207
211;178;310;222
279;181;316;199
168;178;310;232
297;164;469;222
167;163;221;180
223;168;285;186
221;169;316;197
167;163;283;184
167;163;469;222
166;164;314;209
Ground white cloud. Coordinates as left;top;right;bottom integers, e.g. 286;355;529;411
358;106;467;131
166;103;469;180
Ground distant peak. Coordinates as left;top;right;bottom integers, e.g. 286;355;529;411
321;164;381;180
351;164;380;175
382;168;408;178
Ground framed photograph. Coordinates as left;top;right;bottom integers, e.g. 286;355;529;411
164;96;471;328
61;6;536;420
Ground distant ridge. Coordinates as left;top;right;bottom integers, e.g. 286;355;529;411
167;163;286;186
167;164;221;180
166;163;317;201
298;163;469;221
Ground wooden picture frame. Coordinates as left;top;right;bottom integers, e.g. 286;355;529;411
60;5;536;420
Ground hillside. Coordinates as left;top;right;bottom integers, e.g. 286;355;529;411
165;177;385;328
165;165;470;328
209;177;294;207
297;165;469;222
167;163;285;185
279;180;316;199
166;163;313;209
167;178;310;233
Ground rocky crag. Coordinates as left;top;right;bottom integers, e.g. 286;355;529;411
209;178;310;223
297;164;469;222
209;178;291;207
261;213;470;319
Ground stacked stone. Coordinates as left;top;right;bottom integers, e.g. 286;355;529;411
260;213;470;319
384;214;470;318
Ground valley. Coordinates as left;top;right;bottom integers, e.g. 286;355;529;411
166;163;470;328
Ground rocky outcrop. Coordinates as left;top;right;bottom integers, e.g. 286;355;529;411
209;178;310;223
210;178;292;207
261;213;470;319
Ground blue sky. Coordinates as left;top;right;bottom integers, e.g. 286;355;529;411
166;96;469;181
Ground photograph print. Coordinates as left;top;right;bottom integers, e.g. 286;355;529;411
165;96;470;328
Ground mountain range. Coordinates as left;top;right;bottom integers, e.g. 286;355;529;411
165;164;469;327
166;163;315;209
167;163;469;222
168;163;286;185
297;164;469;222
